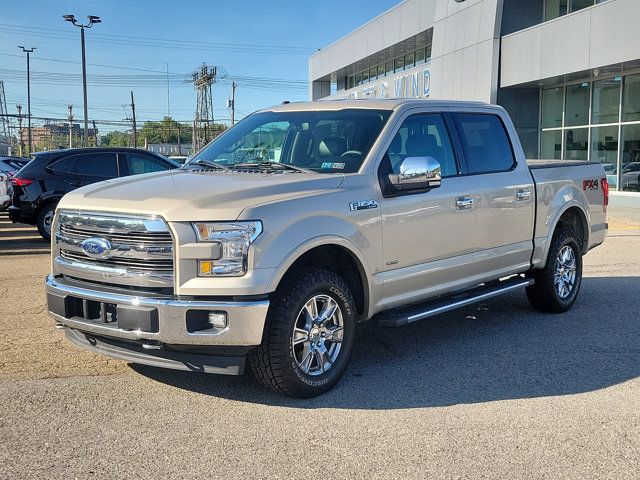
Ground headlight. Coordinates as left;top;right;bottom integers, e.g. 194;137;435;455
192;221;262;276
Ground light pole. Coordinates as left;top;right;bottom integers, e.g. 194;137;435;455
18;46;35;154
63;14;101;147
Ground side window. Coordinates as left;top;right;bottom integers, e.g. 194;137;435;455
72;153;118;177
453;114;515;174
49;155;78;174
384;113;457;177
124;154;169;176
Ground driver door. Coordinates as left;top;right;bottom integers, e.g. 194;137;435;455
378;112;481;308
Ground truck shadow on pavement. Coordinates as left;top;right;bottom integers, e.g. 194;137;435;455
132;275;640;409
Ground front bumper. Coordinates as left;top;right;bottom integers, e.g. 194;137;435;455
45;275;270;374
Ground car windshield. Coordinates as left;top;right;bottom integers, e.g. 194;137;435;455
187;109;392;173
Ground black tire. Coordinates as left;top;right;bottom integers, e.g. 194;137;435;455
249;268;355;398
526;228;583;313
36;203;56;241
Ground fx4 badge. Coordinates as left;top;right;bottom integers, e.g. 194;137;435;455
583;179;599;191
349;200;378;211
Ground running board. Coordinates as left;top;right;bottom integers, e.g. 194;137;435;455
375;276;534;327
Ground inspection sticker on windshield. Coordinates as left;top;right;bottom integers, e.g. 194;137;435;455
321;162;345;170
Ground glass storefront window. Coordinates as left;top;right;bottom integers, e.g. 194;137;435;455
623;74;640;122
541;88;564;128
544;0;568;21
385;62;393;76
541;130;563;159
404;53;414;70
565;83;590;126
621;125;640;191
591;126;618;176
592;77;621;124
394;58;404;73
415;48;425;65
570;0;594;13
564;128;588;160
377;65;385;78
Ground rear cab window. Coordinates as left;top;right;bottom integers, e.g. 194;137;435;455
452;113;516;174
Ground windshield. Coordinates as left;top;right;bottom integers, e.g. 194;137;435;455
188;109;392;173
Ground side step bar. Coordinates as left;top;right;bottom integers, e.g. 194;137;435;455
375;276;534;327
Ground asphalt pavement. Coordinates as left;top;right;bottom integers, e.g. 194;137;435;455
0;209;638;479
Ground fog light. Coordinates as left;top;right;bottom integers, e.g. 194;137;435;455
208;311;228;329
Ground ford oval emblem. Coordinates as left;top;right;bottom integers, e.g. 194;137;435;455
80;237;112;259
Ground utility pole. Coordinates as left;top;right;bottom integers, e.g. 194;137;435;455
130;91;137;148
18;47;35;154
92;120;99;146
16;104;23;157
231;81;236;125
67;105;73;148
177;123;181;156
63;14;101;147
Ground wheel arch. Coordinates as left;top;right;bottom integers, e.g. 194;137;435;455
266;238;372;321
540;204;589;266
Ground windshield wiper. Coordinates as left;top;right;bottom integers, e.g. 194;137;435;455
190;159;229;171
230;161;314;173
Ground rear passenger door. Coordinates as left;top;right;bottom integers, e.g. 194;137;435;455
57;152;119;189
451;112;535;279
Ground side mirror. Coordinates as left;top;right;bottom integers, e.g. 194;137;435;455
389;156;442;191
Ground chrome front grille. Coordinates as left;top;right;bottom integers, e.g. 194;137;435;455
60;249;174;272
54;211;174;289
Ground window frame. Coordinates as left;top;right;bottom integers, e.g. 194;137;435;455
376;111;461;198
450;112;518;176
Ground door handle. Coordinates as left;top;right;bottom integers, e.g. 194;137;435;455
455;196;474;210
516;188;532;201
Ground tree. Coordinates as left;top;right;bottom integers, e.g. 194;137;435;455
139;117;193;145
101;130;131;147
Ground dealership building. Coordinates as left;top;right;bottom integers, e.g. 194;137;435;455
309;0;640;191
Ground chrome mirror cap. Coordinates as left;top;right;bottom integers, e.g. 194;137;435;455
390;156;442;191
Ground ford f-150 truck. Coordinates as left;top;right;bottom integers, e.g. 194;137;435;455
45;99;608;398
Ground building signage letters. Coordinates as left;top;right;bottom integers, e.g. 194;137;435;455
343;66;431;100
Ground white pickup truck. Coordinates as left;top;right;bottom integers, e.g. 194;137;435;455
45;99;608;397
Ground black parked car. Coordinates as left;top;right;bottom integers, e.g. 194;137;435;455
9;147;180;240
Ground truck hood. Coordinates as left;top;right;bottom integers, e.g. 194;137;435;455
58;169;345;221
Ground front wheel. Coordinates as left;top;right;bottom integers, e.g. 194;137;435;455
249;268;355;398
526;228;583;313
36;203;56;241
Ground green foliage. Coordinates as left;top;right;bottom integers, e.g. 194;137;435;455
100;130;131;147
100;116;227;147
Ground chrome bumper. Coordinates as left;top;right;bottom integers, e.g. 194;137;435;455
45;274;269;347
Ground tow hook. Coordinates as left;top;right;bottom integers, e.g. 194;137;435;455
141;340;163;350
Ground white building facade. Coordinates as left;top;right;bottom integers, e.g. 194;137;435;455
309;0;640;191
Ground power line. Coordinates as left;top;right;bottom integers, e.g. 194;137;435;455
0;23;319;54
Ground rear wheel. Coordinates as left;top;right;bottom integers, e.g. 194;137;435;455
526;228;583;313
36;203;56;241
249;268;355;398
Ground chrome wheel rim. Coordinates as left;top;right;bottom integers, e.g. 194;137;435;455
291;294;344;376
43;210;54;236
554;245;577;299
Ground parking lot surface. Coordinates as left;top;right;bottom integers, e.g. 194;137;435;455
0;209;638;479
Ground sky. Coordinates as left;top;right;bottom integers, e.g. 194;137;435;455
1;0;399;133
